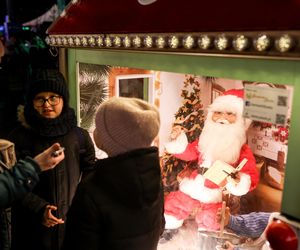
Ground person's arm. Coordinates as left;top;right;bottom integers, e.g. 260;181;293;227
227;212;271;238
0;143;64;208
0;157;40;208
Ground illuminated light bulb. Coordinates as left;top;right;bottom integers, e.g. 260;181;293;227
254;34;272;51
113;36;122;47
74;37;81;46
197;35;212;50
68;37;74;46
45;37;50;45
144;35;153;48
62;37;68;46
233;35;250;51
156;36;166;49
56;37;62;46
183;35;195;49
133;36;142;48
123;36;131;48
81;37;88;46
214;34;229;50
96;36;104;47
104;36;113;47
168;36;180;49
88;37;96;47
275;34;294;52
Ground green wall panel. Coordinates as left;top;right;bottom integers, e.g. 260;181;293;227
67;48;300;220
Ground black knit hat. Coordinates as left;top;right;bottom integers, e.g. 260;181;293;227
26;69;69;104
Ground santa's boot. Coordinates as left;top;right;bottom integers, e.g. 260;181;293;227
159;214;183;243
159;229;179;244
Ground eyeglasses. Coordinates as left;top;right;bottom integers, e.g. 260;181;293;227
33;95;61;107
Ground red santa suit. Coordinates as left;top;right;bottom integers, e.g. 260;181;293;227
164;89;260;231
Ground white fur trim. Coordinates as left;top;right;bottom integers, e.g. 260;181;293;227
209;95;244;117
179;174;222;203
164;214;184;229
225;173;251;196
164;132;188;154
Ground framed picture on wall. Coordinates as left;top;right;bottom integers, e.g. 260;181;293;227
115;74;154;103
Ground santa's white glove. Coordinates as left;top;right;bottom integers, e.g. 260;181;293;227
225;172;251;196
164;131;188;154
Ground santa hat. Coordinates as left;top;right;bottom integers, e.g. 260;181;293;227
208;89;244;117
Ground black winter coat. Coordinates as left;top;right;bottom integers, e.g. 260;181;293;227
63;147;165;250
8;125;96;250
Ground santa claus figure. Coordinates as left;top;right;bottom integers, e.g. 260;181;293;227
162;89;260;236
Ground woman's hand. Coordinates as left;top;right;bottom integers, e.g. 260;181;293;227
42;204;64;227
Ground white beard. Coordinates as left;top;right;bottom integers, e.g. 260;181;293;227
199;114;246;166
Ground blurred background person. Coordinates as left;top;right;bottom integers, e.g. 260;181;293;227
0;141;64;250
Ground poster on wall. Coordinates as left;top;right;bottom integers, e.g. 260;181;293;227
244;84;290;125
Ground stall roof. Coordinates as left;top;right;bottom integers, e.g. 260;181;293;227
46;0;300;59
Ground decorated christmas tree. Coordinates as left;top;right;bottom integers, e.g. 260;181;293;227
161;75;206;193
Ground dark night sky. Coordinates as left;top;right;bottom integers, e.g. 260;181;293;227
1;0;57;24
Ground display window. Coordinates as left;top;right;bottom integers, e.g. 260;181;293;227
76;62;296;248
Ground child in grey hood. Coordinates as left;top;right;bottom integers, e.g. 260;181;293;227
63;97;165;250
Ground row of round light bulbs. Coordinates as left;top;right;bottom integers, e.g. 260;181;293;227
46;33;295;53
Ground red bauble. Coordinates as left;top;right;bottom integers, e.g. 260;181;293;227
266;219;298;250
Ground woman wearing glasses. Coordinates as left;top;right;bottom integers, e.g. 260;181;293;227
8;69;96;250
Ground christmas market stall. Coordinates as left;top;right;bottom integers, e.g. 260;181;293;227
46;0;300;249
